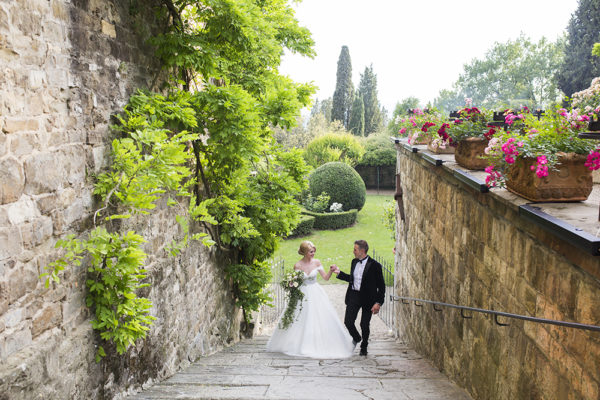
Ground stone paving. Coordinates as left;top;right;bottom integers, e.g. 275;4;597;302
127;285;472;400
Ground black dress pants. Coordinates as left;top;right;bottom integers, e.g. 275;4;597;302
344;290;372;350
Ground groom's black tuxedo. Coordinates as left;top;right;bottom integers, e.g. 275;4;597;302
337;256;385;307
337;256;385;352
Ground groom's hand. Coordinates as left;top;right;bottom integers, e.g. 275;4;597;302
330;265;339;274
371;303;381;314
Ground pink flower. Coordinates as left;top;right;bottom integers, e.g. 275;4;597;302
530;155;549;178
484;165;503;187
399;127;406;134
585;149;600;170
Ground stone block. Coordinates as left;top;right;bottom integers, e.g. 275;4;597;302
0;157;24;204
101;20;116;38
0;325;33;360
7;262;38;303
0;132;6;157
7;198;40;225
2;117;39;134
23;145;87;195
91;144;108;172
0;206;7;225
62;290;86;325
28;70;46;90
32;303;61;337
9;131;41;156
0;226;22;261
3;306;23;329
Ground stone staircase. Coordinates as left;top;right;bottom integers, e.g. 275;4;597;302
127;334;472;399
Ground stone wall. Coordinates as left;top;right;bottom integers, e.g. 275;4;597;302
0;1;241;399
394;145;600;400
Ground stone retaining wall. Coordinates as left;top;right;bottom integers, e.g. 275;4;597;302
394;145;600;400
0;1;240;398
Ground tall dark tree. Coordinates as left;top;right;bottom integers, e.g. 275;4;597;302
331;46;354;128
358;65;382;135
557;0;600;97
348;94;365;136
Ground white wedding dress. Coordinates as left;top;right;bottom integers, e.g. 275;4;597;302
266;266;354;358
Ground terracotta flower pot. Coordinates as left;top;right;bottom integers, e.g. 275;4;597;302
454;137;488;170
505;153;592;202
427;142;455;154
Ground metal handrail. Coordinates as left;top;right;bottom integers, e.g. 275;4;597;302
371;250;395;329
392;295;600;332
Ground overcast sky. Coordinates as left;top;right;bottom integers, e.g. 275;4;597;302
279;0;580;113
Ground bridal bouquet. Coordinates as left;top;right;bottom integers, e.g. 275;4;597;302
279;270;304;329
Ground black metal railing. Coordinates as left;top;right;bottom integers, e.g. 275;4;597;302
259;258;286;326
392;295;600;332
371;250;395;329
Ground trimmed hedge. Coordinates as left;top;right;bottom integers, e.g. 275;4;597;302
288;214;315;237
302;209;358;230
308;162;366;211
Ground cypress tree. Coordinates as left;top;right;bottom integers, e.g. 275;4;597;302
348;94;365;136
358;65;382;135
331;46;354;128
556;0;600;96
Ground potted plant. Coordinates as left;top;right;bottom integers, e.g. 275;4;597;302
397;108;441;145
483;105;596;202
447;100;497;170
428;121;455;154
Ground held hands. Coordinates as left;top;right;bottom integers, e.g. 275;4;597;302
329;264;340;274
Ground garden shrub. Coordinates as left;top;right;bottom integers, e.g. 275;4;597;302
302;192;330;213
302;209;358;230
356;134;397;167
289;214;315;237
304;133;365;168
308;162;366;211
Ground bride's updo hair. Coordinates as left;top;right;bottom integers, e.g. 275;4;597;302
298;241;316;256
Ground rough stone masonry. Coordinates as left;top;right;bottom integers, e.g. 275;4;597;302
394;144;600;400
0;1;241;398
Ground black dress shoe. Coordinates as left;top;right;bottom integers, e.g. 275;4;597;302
359;348;368;356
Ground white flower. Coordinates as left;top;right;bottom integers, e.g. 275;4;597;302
330;202;343;212
292;282;298;288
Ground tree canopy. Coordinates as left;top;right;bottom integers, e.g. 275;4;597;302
358;65;383;135
331;46;354;128
433;35;565;110
557;0;600;97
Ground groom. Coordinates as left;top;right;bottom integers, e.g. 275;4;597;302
331;240;385;356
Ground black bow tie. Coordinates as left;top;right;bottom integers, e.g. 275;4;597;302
359;257;368;263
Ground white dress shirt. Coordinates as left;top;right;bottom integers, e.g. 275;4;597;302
352;256;368;290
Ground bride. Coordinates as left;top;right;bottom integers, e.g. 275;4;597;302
266;241;354;358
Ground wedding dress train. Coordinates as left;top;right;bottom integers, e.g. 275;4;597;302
266;267;354;358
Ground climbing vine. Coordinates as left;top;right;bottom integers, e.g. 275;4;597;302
43;0;315;360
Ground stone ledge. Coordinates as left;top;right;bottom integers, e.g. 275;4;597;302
393;138;600;258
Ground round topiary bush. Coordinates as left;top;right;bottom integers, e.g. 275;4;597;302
308;162;366;211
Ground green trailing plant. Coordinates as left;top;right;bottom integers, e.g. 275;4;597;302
44;0;316;359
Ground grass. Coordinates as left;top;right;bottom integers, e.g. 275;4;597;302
272;193;396;284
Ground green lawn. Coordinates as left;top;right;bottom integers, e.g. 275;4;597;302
272;193;396;284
